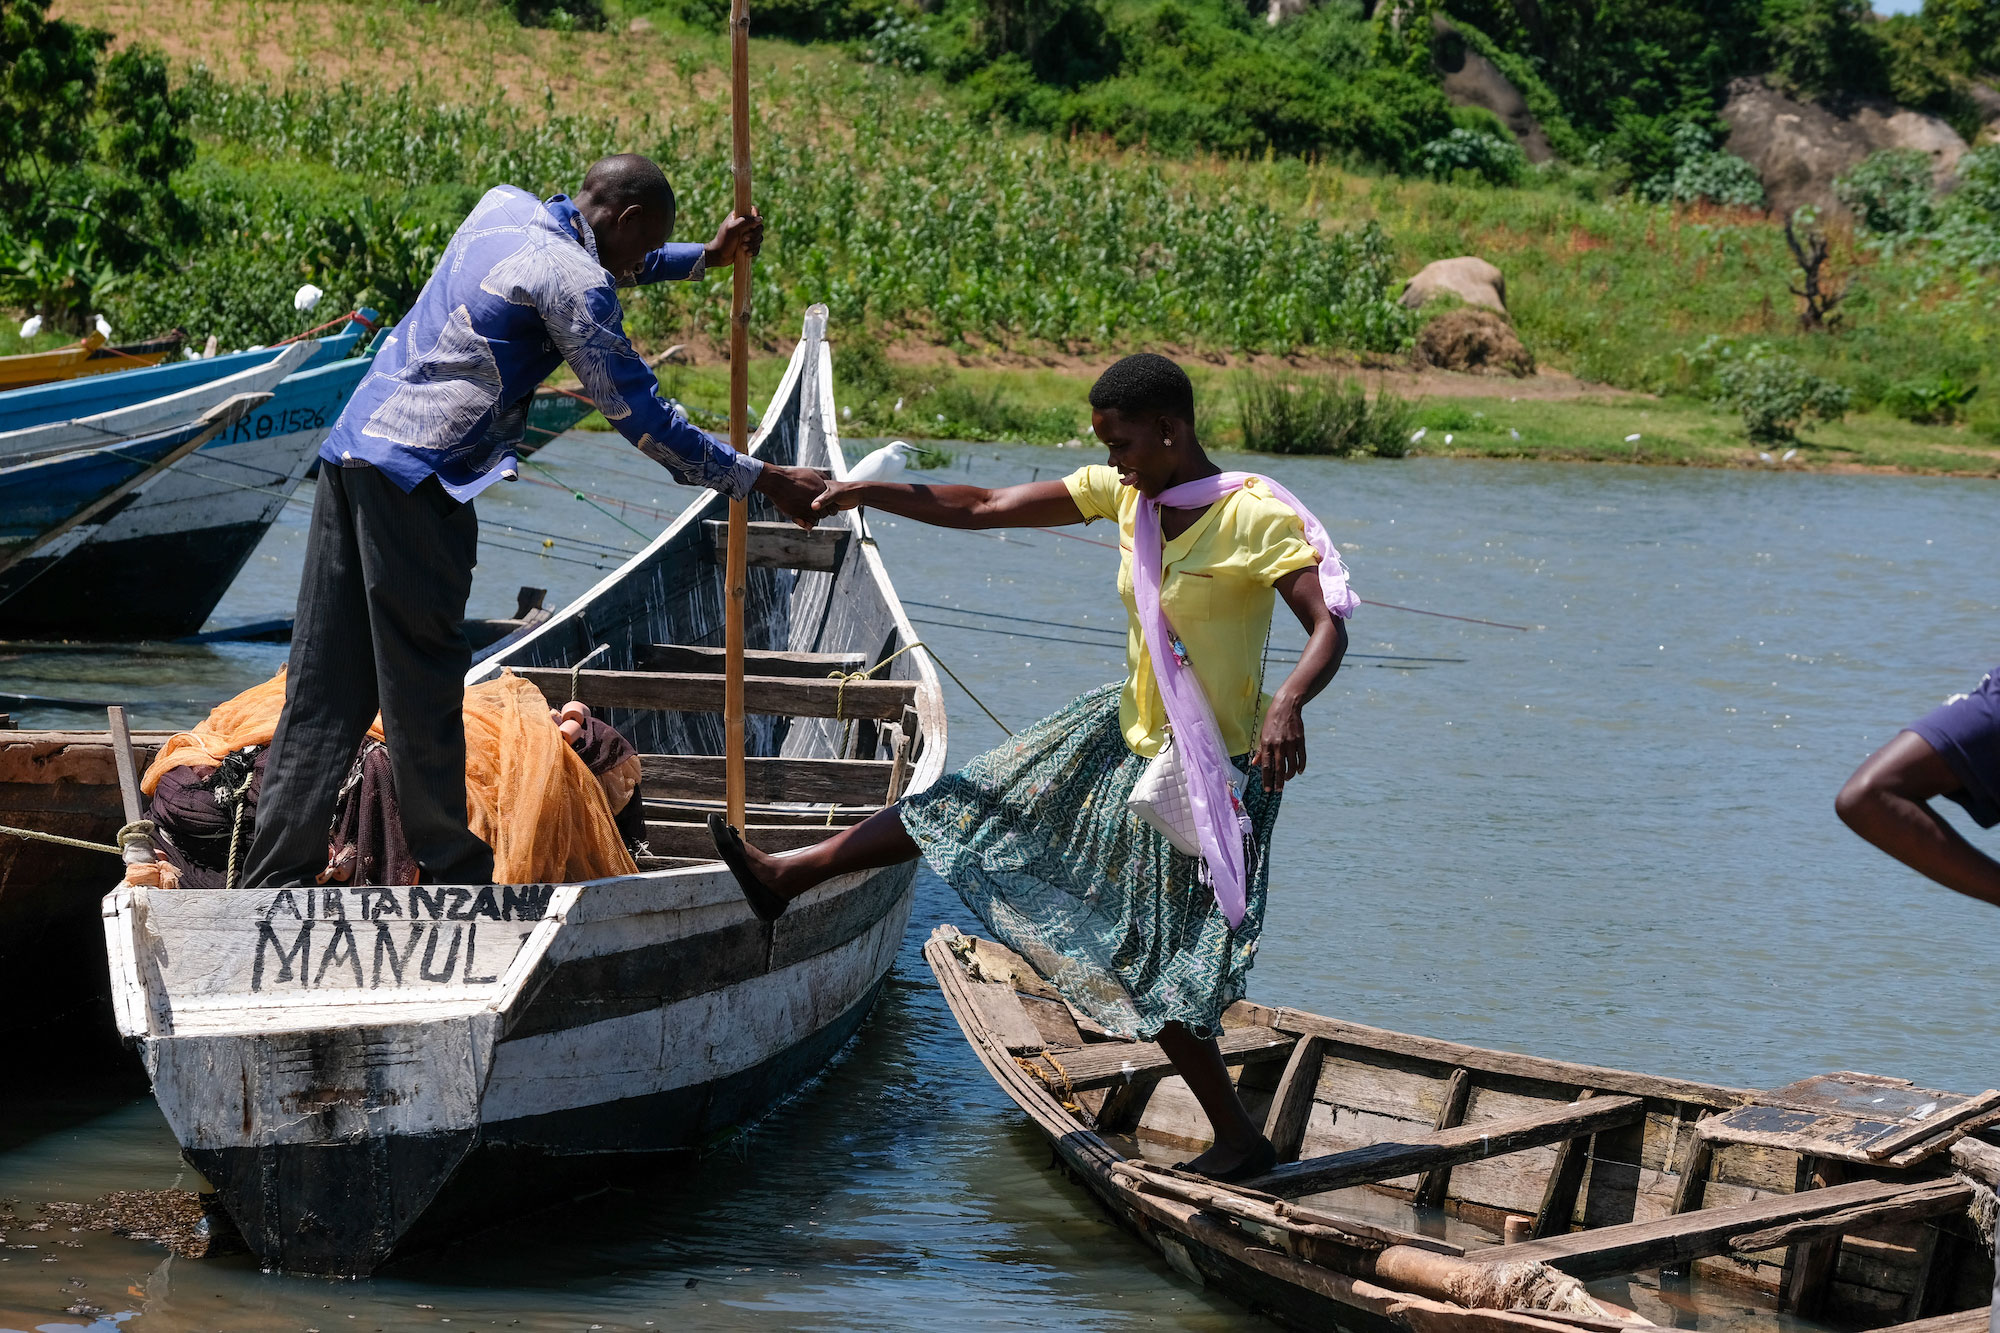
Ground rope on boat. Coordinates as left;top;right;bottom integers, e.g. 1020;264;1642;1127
1017;1050;1085;1117
826;639;1012;743
0;822;121;855
570;643;612;705
1958;1172;1997;1250
269;309;377;347
1441;1259;1607;1318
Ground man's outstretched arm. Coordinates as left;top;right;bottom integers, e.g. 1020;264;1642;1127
1836;731;2000;908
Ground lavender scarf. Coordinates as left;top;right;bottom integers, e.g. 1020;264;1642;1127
1132;472;1357;927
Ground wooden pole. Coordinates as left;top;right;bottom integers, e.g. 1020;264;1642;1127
724;0;753;829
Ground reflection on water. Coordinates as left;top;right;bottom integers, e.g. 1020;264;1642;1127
3;441;1997;1329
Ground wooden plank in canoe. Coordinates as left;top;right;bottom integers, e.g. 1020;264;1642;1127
643;820;840;857
1484;1177;1973;1281
643;799;880;827
639;754;894;805
1022;1026;1294;1093
634;644;866;678
703;519;850;571
1866;1306;1992;1333
967;980;1048;1054
516;667;915;720
1269;1008;1752;1109
1249;1094;1645;1200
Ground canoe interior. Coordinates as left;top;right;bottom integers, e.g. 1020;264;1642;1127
928;926;1997;1333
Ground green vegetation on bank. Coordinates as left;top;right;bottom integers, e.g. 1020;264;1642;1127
3;0;1998;475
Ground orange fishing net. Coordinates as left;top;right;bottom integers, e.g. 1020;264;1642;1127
143;668;637;884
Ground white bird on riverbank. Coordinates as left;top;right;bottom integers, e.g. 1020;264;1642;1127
18;315;41;338
93;314;112;339
847;440;921;483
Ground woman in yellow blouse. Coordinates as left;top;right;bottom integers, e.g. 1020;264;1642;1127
710;354;1351;1182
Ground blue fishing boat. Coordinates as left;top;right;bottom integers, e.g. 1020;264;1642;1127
0;312;374;435
0;395;268;590
0;345;381;640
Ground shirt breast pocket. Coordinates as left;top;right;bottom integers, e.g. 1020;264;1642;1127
1160;569;1214;630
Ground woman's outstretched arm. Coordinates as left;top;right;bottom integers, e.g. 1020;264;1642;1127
812;477;1085;530
1254;565;1348;792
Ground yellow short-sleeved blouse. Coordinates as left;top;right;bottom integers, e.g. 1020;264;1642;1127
1063;465;1319;758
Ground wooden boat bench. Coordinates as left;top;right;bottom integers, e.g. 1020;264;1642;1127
1479;1175;1975;1280
518;636;926;864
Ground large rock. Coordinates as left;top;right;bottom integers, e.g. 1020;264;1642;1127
1721;76;1969;218
1400;256;1507;314
1415;308;1535;377
1430;18;1554;163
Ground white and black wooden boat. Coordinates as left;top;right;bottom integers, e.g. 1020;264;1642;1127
925;925;1997;1333
102;307;947;1275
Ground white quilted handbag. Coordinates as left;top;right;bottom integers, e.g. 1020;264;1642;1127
1127;730;1247;857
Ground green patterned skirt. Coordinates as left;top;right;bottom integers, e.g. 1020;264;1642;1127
900;682;1279;1041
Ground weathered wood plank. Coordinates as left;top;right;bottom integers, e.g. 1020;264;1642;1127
1867;1307;1993;1333
1044;1026;1294;1094
1488;1177;1956;1281
643;820;838;857
644;799;879;827
1865;1091;2000;1161
703;519;849;571
1263;1036;1328;1164
633;644;865;678
1735;1181;1973;1253
1534;1088;1599;1238
1250;1095;1645;1200
517;667;914;721
1272;1009;1749;1109
638;754;894;805
967;980;1048;1054
1415;1067;1474;1209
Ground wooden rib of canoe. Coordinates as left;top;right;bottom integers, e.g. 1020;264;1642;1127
0;330;186;391
100;306;948;1276
926;924;1998;1333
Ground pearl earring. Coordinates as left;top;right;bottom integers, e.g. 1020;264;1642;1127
1163;435;1174;448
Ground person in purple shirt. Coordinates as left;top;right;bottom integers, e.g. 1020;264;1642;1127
1837;665;2000;909
242;153;822;889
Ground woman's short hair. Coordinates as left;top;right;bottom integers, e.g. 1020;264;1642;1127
1089;353;1195;425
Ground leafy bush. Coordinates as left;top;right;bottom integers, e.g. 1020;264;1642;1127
1641;122;1765;207
1835;149;1936;236
0;3;195;328
1881;373;1978;424
1237;374;1417;457
1688;337;1851;441
1419;128;1526;186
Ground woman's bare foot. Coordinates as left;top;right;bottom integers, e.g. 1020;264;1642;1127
1175;1134;1277;1184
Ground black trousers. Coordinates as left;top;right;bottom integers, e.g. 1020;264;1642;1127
242;463;494;888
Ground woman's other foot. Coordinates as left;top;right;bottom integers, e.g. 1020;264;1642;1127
1173;1135;1277;1184
707;814;791;922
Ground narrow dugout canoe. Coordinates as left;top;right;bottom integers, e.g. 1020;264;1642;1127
0;331;186;391
101;306;949;1275
925;924;1997;1333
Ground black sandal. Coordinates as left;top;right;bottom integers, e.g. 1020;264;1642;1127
707;813;790;922
1172;1136;1278;1185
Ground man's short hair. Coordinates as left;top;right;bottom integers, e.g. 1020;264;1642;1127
1089;352;1196;426
580;153;676;218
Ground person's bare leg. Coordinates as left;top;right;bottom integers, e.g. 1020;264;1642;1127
1836;731;2000;908
737;804;921;902
1154;1021;1272;1176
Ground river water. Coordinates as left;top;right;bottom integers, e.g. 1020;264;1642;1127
3;436;1997;1332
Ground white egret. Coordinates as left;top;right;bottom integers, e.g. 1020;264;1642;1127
18;315;42;338
92;314;112;339
294;283;324;313
846;440;922;483
1758;451;1774;463
1410;427;1427;443
1509;428;1521;441
1624;433;1642;443
1782;448;1797;462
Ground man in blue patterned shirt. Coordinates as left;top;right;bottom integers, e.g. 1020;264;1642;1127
244;153;821;889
